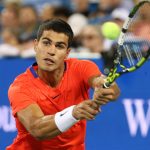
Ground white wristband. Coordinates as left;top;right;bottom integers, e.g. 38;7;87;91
54;105;78;132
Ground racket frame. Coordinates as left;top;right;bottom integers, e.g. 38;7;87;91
104;0;150;88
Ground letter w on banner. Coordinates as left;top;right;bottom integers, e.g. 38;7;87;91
122;99;150;137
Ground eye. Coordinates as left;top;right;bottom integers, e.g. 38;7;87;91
43;40;51;46
56;44;65;49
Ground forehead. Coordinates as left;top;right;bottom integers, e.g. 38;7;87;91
41;30;69;42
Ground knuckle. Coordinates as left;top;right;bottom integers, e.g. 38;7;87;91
109;95;113;100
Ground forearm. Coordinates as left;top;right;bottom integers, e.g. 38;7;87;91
18;102;99;141
18;105;78;140
28;115;61;140
32;102;100;140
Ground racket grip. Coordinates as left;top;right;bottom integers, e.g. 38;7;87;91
103;82;111;88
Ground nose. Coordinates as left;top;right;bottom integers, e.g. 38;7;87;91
47;44;56;56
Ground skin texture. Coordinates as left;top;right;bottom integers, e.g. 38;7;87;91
34;30;70;87
17;29;120;140
90;76;120;105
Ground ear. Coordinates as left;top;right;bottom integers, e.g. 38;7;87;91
65;48;71;59
34;39;38;52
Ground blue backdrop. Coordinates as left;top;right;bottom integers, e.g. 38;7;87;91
0;58;150;150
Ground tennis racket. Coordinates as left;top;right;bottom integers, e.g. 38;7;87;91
103;0;150;88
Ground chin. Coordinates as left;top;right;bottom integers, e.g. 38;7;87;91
39;64;56;72
44;66;56;72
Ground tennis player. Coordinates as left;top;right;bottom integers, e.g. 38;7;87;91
7;19;120;150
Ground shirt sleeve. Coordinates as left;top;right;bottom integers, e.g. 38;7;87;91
78;60;102;87
8;84;36;117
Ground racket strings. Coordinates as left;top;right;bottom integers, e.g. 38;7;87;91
123;44;135;66
133;45;143;61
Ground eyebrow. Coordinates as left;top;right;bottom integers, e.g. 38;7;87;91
42;37;67;46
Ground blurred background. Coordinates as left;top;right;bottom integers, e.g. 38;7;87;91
0;0;150;150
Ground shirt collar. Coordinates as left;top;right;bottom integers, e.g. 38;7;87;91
29;62;67;78
29;62;38;78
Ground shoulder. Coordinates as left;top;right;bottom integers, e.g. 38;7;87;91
8;68;32;95
66;58;98;68
65;58;101;83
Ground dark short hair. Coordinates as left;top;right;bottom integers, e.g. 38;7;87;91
37;18;74;47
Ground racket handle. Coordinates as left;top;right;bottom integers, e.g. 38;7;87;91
103;82;111;88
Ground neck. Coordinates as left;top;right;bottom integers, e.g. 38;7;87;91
37;64;65;87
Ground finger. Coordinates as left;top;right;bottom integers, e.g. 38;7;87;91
94;93;114;101
75;102;99;119
94;99;109;105
83;100;100;110
78;109;97;120
84;104;99;115
101;88;114;96
111;83;121;98
94;91;114;101
95;100;109;105
90;101;99;110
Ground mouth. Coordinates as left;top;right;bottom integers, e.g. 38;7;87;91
43;58;55;64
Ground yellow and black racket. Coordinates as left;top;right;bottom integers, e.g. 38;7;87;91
104;0;150;88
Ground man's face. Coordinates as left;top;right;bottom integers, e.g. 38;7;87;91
34;30;70;72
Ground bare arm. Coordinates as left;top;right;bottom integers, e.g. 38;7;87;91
17;100;99;140
17;104;60;140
